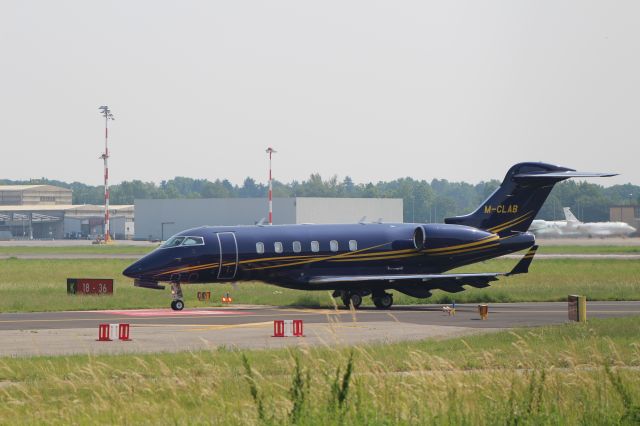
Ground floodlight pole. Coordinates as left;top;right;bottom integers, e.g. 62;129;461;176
266;147;277;225
99;106;115;242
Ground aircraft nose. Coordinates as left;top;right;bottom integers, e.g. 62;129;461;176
123;261;143;278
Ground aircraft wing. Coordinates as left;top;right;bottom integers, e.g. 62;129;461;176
309;246;538;284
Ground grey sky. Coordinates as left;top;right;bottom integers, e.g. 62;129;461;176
1;1;638;187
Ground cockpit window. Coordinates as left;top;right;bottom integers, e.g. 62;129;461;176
162;236;185;248
161;236;204;248
182;236;204;246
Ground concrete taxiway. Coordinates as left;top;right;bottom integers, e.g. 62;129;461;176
0;302;638;357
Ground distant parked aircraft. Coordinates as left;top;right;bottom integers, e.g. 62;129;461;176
530;207;636;238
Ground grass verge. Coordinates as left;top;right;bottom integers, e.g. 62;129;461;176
0;245;155;255
0;258;639;312
0;316;638;424
0;243;639;257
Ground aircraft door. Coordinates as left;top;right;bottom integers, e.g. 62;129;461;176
216;232;238;280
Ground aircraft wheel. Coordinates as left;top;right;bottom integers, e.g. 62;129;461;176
171;300;185;311
341;294;350;309
373;293;393;309
350;293;363;309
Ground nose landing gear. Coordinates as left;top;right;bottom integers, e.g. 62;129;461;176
170;282;184;311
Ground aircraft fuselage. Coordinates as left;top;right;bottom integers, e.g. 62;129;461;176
124;223;534;292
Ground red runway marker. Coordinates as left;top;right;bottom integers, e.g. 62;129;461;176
90;309;251;317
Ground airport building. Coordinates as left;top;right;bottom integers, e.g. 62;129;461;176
134;197;403;241
0;185;134;240
0;185;72;206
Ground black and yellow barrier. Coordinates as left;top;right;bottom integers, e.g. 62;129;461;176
568;295;587;322
478;304;489;320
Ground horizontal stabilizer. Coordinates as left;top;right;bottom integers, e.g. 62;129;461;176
507;245;538;276
514;171;617;179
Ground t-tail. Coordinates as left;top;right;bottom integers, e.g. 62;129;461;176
444;162;616;236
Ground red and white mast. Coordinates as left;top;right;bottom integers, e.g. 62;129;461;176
266;147;277;225
99;106;115;242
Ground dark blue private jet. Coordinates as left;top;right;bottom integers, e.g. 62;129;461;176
123;162;615;310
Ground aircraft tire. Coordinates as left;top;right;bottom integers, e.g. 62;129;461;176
171;300;185;311
341;292;350;308
350;293;363;309
373;293;393;309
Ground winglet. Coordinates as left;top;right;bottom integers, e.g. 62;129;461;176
507;245;538;276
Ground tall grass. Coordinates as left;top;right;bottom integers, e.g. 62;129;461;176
0;317;638;424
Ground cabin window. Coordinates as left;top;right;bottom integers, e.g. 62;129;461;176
330;240;339;252
293;241;302;253
274;242;283;253
349;240;358;251
182;236;204;246
256;242;265;254
311;241;320;252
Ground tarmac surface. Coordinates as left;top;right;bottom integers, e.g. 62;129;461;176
1;302;638;357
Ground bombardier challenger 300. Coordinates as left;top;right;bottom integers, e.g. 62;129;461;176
123;162;615;310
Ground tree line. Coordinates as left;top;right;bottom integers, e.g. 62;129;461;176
2;175;638;223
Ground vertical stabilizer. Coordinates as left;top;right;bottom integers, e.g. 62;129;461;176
563;207;580;223
444;163;615;236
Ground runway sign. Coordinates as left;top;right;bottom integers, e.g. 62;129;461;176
67;278;113;295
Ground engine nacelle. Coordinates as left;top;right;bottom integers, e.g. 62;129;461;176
421;224;497;253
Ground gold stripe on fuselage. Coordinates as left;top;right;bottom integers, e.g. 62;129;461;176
422;234;499;254
157;262;220;276
330;252;423;262
487;211;533;233
426;242;500;256
490;214;533;234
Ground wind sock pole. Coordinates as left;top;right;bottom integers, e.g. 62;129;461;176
99;106;115;243
266;147;276;225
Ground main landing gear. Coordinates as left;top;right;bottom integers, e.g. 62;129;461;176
337;291;394;309
341;291;363;309
372;292;393;309
170;282;184;311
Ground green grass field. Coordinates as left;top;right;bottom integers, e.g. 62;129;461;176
0;244;156;255
537;244;640;254
0;316;638;424
0;257;639;312
0;243;639;256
